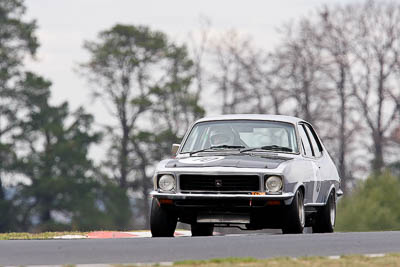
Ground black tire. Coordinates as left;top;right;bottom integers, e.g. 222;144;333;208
191;223;214;236
150;198;177;237
282;189;305;234
312;191;336;233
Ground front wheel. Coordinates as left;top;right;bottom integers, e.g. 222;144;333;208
191;223;214;236
150;198;177;237
282;189;305;234
312;191;336;233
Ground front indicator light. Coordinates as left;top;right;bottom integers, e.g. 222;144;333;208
159;199;173;205
266;200;281;206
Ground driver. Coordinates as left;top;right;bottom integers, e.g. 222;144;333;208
209;126;235;146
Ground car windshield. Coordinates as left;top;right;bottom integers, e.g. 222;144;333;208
181;120;299;154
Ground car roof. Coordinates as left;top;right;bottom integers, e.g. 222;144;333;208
195;114;306;124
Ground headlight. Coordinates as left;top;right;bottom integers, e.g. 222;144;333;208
158;174;175;191
265;176;283;193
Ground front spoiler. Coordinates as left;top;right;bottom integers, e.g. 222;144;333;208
150;191;294;200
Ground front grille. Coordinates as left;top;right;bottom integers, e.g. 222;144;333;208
179;174;260;192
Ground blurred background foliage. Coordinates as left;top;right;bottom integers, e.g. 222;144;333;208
0;0;399;232
336;171;400;232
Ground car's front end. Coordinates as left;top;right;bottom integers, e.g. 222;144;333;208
151;160;296;229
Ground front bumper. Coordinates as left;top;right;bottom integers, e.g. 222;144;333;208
150;191;294;200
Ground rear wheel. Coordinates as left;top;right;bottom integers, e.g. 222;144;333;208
150;198;177;237
282;189;305;234
312;191;336;233
191;223;214;236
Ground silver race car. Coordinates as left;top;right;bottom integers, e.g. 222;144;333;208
150;115;342;236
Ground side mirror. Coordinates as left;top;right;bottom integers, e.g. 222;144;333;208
171;144;180;156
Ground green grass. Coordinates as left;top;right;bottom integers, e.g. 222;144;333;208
171;254;400;267
0;229;187;240
0;231;87;240
175;257;259;265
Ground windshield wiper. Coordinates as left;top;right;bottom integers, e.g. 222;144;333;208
240;145;293;153
189;145;245;156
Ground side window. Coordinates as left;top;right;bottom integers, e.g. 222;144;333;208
298;125;313;156
304;125;322;157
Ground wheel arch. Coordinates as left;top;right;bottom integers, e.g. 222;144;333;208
324;184;336;205
284;182;305;205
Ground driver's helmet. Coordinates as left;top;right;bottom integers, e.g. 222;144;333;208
209;126;235;146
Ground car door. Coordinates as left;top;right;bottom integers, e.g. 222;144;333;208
303;123;337;204
298;123;322;204
303;124;325;203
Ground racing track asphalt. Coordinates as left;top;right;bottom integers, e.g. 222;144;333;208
2;231;400;265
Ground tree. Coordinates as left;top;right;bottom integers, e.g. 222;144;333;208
14;73;131;231
209;31;270;114
150;43;205;140
80;25;168;191
314;6;357;192
345;1;400;172
273;20;334;126
0;0;38;231
0;0;38;156
80;24;204;227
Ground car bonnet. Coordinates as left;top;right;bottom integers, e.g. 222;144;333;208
165;154;293;169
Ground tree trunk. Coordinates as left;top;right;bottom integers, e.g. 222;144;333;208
120;126;129;188
338;67;348;193
41;209;51;223
119;101;129;189
0;169;4;201
300;65;312;124
0;126;5;201
141;171;150;228
372;131;384;172
372;61;385;172
40;196;52;226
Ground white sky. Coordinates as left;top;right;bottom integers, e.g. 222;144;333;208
24;0;357;161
